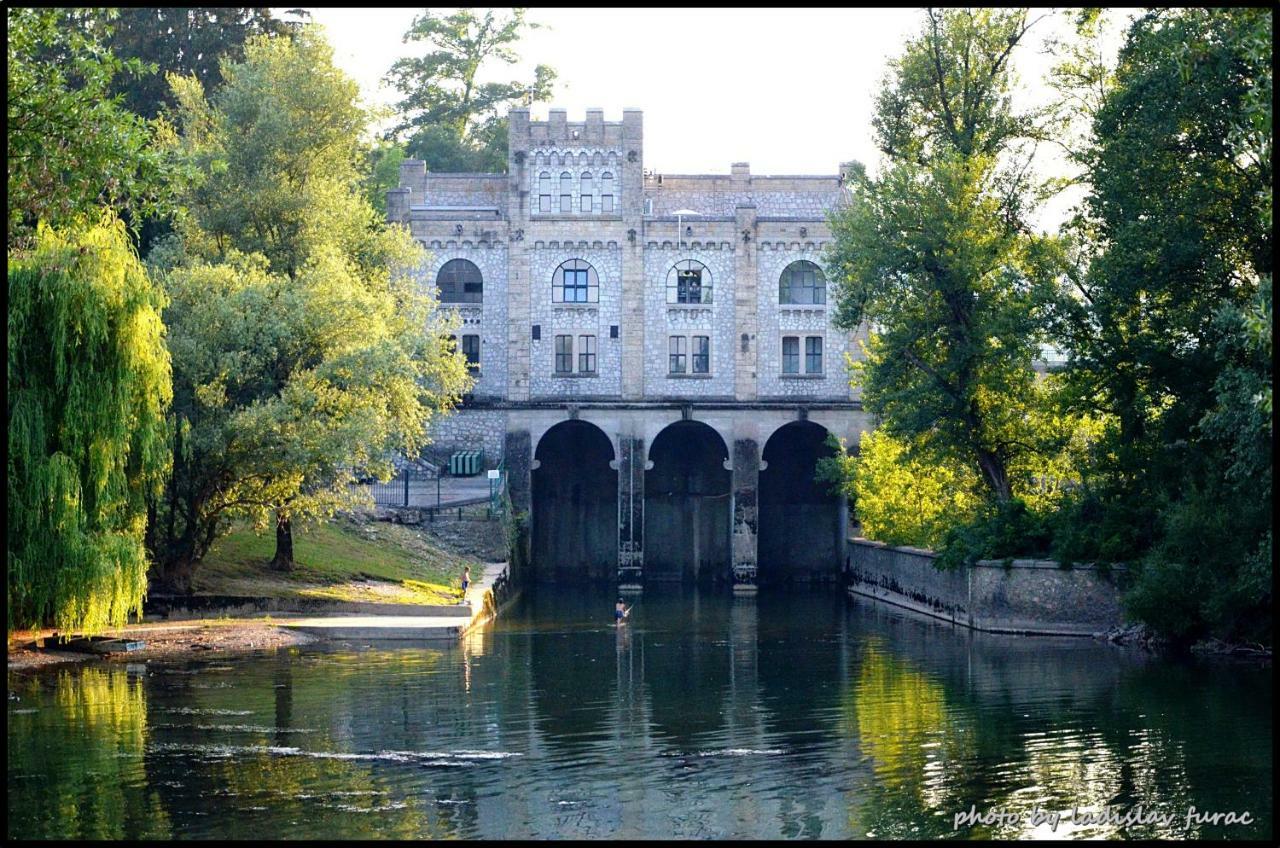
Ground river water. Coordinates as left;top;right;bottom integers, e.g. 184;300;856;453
7;587;1272;840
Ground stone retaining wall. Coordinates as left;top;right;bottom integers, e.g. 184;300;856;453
846;538;1128;636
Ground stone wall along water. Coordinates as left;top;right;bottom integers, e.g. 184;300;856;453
846;538;1127;636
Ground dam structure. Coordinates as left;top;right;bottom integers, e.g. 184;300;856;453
387;108;873;589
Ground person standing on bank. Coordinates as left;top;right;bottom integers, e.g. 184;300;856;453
460;566;471;603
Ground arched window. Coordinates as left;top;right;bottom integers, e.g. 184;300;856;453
552;259;599;304
593;151;603;166
666;259;713;304
436;258;483;304
779;260;826;305
560;171;573;193
578;152;588;166
580;172;594;214
600;171;615;213
538;172;552;213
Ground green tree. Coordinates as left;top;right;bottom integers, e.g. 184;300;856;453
385;8;556;172
154;29;470;587
7;7;175;248
365;140;408;216
65;8;309;120
820;430;984;549
1052;8;1271;644
8;215;172;633
828;8;1061;504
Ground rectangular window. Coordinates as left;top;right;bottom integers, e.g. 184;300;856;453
539;194;551;213
677;269;702;303
563;268;590;303
560;194;572;213
782;336;800;374
692;335;710;374
578;335;596;373
462;334;480;372
668;336;687;374
602;194;614;213
554;335;572;373
805;336;823;374
580;194;592;213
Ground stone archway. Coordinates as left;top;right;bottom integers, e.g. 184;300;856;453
531;420;618;583
758;420;843;585
643;420;732;584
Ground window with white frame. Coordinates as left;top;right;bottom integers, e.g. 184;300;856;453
666;260;712;304
779;260;827;305
668;336;687;374
601;171;614;212
782;336;800;374
805;335;823;373
552;259;599;303
560;171;573;212
692;335;710;373
577;334;597;373
554;335;573;373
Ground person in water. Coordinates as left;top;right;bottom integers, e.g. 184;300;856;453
615;598;630;624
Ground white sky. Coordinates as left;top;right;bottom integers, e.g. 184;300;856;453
296;7;1135;227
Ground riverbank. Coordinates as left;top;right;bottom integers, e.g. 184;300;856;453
8;618;318;671
191;512;479;606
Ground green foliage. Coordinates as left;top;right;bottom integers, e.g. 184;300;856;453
385;8;556;172
828;8;1061;504
819;431;983;550
1049;8;1272;643
153;27;472;586
365;140;407;215
8;216;172;633
936;500;1053;572
64;8;309;120
7;8;177;248
167;29;372;278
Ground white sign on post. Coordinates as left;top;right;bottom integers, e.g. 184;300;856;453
487;469;500;480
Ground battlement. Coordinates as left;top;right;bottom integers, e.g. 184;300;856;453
509;107;641;149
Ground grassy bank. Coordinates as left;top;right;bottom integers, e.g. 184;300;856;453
193;516;476;606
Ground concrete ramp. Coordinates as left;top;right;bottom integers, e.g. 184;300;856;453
277;563;512;642
280;615;467;641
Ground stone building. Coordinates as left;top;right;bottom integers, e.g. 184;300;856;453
387;109;873;589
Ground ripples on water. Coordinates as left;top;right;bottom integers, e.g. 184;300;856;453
7;586;1272;840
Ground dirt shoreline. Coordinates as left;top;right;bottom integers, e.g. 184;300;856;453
7;619;317;671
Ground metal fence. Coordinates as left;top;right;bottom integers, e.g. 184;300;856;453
364;462;508;514
367;467;444;508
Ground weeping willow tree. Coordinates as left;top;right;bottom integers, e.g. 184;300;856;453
7;216;172;633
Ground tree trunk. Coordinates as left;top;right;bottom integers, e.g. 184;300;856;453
976;449;1013;502
270;512;295;572
150;555;195;596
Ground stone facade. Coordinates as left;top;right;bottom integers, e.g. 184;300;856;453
389;109;873;586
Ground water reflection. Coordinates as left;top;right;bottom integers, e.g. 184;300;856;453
7;587;1272;840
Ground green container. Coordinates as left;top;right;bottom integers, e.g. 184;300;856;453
450;450;484;476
